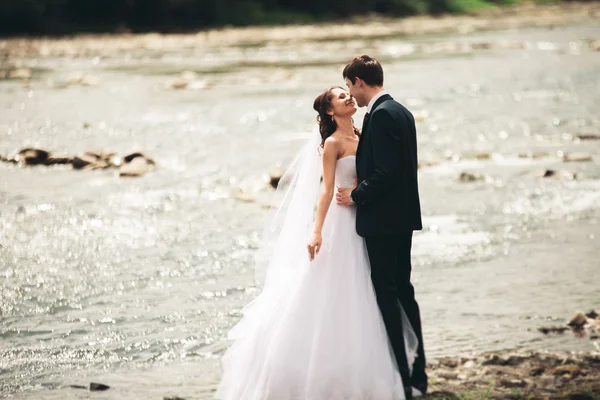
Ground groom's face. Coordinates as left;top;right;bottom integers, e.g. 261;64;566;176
345;78;367;108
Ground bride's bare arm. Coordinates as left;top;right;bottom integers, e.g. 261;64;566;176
307;137;338;261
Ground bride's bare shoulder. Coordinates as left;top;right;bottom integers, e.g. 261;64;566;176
323;136;339;151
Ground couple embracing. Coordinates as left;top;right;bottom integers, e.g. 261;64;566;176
217;55;427;400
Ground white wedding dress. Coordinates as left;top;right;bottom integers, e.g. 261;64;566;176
216;155;417;400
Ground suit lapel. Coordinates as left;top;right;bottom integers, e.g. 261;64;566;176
371;94;392;113
356;94;393;163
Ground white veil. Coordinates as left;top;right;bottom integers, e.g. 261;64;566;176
254;126;322;290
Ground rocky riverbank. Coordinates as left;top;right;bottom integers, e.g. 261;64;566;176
54;350;600;400
423;310;600;399
423;350;600;399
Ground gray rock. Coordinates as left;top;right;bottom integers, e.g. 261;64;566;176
457;172;484;183
89;382;110;391
574;133;600;141
15;148;50;166
119;157;152;177
530;366;545;376
517;151;552;159
561;152;592;162
482;354;527;366
538;325;568;335
123;152;155;165
539;169;576;180
46;155;73;165
72;153;100;170
268;166;285;189
69;385;87;390
7;68;32;80
499;378;527;388
462;151;491;160
568;312;588;329
230;188;256;203
418;160;441;169
552;364;581;378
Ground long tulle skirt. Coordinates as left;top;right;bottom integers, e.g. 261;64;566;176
216;204;417;400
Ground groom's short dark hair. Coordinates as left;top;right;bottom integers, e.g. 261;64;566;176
343;55;384;87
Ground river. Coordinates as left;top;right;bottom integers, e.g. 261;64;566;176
0;18;599;399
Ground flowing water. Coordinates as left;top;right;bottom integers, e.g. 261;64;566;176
0;21;599;399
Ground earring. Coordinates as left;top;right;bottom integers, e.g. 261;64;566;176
331;115;334;122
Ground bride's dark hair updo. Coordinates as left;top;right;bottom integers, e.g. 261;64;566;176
313;85;358;148
313;85;340;147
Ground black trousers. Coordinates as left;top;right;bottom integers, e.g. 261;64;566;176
365;232;427;393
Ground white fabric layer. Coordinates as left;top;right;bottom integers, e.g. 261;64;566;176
216;156;418;400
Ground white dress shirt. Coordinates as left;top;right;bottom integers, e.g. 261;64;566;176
366;90;388;114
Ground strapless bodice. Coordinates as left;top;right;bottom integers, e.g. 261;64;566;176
335;156;357;188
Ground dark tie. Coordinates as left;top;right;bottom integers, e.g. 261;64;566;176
362;112;370;130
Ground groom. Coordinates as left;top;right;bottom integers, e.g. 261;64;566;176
336;55;427;399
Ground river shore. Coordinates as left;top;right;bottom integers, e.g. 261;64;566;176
1;2;600;59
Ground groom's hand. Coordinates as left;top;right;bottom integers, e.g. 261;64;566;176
336;181;357;206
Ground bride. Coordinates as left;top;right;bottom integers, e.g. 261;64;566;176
215;86;418;400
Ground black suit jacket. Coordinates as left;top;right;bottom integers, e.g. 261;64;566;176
351;94;423;237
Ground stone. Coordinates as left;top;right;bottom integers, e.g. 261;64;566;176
457;172;484;182
164;397;186;400
539;169;576;180
585;310;598;319
517;151;551;159
7;68;32;80
80;75;100;86
552;364;581;378
72;153;100;170
63;72;100;86
46;155;73;165
439;358;460;368
268;167;285;189
574;133;600;141
560;152;592;162
530;366;545;376
122;152;154;165
482;354;527;366
89;382;110;391
538;375;556;390
462;151;491;160
499;378;527;388
69;385;87;390
418;160;441;169
107;154;122;168
230;188;256;203
568;312;588;329
15;148;50;166
119;157;151;177
538;325;568;335
166;79;189;89
438;371;459;380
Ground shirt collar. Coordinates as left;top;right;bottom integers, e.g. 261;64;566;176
366;90;388;113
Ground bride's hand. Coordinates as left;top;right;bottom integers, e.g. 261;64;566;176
307;233;322;261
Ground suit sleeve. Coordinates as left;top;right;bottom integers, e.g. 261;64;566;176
351;109;404;205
